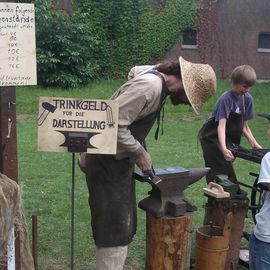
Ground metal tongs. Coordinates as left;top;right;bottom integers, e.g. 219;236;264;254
133;167;162;186
146;170;162;186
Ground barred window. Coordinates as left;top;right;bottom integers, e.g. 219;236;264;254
181;28;198;49
258;32;270;52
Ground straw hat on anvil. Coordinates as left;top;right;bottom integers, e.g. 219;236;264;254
179;56;217;114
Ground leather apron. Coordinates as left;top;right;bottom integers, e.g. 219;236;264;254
84;71;169;247
198;111;243;183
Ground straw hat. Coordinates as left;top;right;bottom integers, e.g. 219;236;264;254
179;56;217;114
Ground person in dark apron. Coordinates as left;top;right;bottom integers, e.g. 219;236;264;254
80;56;217;270
198;65;262;184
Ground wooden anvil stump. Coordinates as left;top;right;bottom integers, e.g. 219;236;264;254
146;212;193;270
133;167;210;270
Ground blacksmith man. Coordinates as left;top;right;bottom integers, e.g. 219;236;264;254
80;56;217;270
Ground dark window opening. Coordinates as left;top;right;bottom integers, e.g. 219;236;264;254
258;32;270;52
182;29;197;49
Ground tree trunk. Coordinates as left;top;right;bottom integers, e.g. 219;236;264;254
145;212;193;270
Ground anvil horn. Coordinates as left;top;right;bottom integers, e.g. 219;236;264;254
188;167;211;186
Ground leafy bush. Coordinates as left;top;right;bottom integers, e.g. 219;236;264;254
115;0;197;75
76;0;197;78
26;0;197;88
35;0;106;88
74;0;147;78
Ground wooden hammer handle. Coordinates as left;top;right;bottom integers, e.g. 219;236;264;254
208;182;225;193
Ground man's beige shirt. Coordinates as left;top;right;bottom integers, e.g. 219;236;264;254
111;65;163;158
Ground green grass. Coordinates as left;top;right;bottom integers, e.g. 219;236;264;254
15;79;270;269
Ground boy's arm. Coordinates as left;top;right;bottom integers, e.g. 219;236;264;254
242;120;262;149
217;118;235;161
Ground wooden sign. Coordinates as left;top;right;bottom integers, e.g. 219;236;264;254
0;3;37;86
37;97;119;154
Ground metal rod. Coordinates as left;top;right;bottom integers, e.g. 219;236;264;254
238;181;262;192
70;152;75;270
32;215;38;270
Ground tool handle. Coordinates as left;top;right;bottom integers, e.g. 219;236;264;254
147;171;162;185
208;182;225;193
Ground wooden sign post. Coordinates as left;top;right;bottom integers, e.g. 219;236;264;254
0;1;37;269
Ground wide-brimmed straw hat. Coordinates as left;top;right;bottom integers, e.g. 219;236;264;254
179;56;217;114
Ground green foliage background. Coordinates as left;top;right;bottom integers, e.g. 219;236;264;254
18;0;197;87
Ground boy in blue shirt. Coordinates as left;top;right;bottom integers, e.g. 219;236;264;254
199;65;262;183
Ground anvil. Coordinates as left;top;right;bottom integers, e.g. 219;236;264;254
133;167;210;218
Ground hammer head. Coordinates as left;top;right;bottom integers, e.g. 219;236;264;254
42;102;56;113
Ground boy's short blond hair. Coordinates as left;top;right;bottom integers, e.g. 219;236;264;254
230;65;257;86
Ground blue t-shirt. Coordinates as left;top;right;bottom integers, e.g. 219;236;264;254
211;90;255;122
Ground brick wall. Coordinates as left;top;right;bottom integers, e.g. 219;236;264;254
165;0;270;79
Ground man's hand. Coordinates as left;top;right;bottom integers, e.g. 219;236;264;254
135;151;152;174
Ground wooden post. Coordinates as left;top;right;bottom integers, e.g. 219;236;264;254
0;87;20;270
0;0;17;268
145;212;193;270
0;86;20;270
0;87;17;178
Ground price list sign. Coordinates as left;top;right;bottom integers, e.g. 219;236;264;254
0;3;37;86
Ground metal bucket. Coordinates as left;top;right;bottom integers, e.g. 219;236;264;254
195;213;232;270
